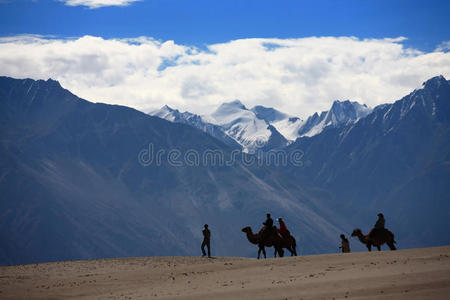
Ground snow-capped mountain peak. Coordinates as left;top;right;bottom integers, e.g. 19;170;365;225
208;100;249;123
150;99;373;150
207;100;275;152
150;105;178;121
328;100;372;124
215;99;247;112
251;105;289;123
298;100;372;137
150;105;198;123
149;105;243;149
150;100;290;152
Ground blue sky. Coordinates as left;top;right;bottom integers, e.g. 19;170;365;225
1;0;449;51
0;0;449;117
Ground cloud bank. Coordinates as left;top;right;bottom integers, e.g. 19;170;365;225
58;0;140;9
0;35;449;118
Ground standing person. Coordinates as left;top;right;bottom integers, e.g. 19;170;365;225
339;234;351;253
201;224;211;258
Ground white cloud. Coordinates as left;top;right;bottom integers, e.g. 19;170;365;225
58;0;140;9
0;35;449;118
436;41;450;52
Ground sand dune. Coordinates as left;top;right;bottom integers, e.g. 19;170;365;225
1;246;449;299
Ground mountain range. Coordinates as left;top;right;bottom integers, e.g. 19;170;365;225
1;75;449;265
150;99;372;152
0;76;350;265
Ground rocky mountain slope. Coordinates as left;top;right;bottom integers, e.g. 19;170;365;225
285;76;450;248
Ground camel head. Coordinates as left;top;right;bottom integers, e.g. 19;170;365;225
241;226;252;233
351;229;362;237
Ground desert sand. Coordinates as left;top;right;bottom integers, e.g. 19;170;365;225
1;246;449;300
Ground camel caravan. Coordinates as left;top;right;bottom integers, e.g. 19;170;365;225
238;212;396;259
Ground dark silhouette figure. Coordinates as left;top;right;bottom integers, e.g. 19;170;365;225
374;213;386;229
263;213;274;228
352;228;396;251
260;213;275;249
201;224;211;258
241;226;284;259
369;213;386;239
339;234;351;253
274;218;297;257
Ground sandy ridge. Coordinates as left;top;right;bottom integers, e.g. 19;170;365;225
1;246;449;299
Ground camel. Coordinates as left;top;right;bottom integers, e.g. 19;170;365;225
351;228;397;251
241;226;284;259
274;232;298;257
241;226;297;259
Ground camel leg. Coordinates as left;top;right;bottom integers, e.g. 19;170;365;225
277;247;284;257
387;241;397;250
292;240;297;256
376;245;381;251
367;244;372;252
258;242;267;259
287;247;294;256
258;245;264;259
289;245;297;256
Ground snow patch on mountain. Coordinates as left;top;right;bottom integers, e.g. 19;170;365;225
251;105;289;123
271;117;304;141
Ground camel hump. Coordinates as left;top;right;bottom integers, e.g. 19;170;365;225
369;227;395;240
278;229;291;240
386;228;395;239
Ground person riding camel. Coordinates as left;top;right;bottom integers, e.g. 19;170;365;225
263;213;274;228
277;217;290;239
261;213;274;241
339;234;351;253
369;213;386;239
374;213;385;229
